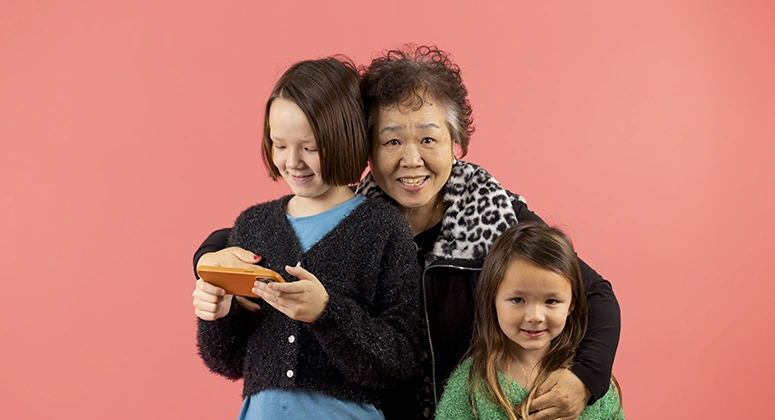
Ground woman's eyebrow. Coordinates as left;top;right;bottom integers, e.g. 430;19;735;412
416;123;441;130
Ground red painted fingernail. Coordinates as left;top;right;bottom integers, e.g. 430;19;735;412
254;307;260;312
254;255;261;260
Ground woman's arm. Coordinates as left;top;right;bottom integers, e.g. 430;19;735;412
192;228;232;276
511;194;621;402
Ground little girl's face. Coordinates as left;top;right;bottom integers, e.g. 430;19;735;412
494;258;573;357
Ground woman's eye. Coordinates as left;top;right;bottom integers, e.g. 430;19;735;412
421;137;435;144
385;139;400;146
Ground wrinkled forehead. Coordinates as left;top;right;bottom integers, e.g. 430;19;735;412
369;94;451;132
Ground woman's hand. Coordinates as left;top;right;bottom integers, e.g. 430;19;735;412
251;264;329;323
197;246;262;270
192;279;233;321
197;247;262;312
528;368;591;420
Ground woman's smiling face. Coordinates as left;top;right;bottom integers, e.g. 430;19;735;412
369;97;455;215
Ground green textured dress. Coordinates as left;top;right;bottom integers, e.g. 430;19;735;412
436;358;624;420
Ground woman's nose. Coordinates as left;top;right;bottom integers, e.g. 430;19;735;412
399;143;423;167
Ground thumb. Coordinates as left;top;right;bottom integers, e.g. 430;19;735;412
227;247;262;264
285;264;319;283
534;371;560;397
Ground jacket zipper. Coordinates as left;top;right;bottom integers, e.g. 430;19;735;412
421;263;482;406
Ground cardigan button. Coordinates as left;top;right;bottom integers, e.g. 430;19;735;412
288;335;295;343
286;370;294;378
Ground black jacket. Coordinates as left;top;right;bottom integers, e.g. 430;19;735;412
420;196;620;405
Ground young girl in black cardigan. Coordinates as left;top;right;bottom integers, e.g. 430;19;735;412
191;57;421;420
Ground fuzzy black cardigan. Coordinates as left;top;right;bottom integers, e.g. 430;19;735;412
196;196;422;408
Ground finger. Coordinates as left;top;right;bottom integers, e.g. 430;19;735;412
252;289;289;313
252;284;291;305
235;296;260;311
534;372;560;397
195;308;217;321
256;280;305;295
197;279;225;296
284;264;319;283
526;407;561;420
227;247;262;264
193;299;219;314
193;287;222;304
529;391;553;413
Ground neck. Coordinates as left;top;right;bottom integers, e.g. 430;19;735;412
400;194;444;236
503;343;548;388
287;186;355;217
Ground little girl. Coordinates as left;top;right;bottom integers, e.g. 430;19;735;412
192;57;421;419
435;222;622;419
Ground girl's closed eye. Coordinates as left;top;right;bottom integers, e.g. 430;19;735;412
305;147;318;152
273;144;286;150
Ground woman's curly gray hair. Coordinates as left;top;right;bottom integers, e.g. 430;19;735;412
360;44;475;156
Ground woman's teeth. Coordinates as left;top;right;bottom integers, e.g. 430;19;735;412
400;177;427;186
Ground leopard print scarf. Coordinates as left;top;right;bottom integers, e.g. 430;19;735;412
356;160;521;266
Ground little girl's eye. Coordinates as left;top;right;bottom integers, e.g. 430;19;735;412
305;147;318;152
510;297;524;304
545;299;559;305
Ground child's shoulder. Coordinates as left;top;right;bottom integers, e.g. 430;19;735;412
580;382;624;420
359;196;402;217
237;195;290;217
232;195;291;229
355;197;412;233
450;357;474;377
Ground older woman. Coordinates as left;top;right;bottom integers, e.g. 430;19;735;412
193;45;620;420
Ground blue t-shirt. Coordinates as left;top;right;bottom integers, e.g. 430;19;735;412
238;195;382;420
286;194;365;252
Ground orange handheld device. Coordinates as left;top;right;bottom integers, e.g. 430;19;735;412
196;265;285;297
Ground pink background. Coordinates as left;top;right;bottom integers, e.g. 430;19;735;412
2;1;773;418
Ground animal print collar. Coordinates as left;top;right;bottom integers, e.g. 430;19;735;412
356;160;520;266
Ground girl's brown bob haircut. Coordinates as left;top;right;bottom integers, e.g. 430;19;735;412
262;57;369;186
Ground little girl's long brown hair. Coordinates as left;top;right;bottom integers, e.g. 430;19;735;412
467;222;588;420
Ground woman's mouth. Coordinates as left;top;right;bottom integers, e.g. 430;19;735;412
399;176;429;187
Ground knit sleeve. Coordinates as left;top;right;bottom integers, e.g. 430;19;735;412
196;297;252;381
510;194;621;403
306;213;422;391
435;359;476;420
